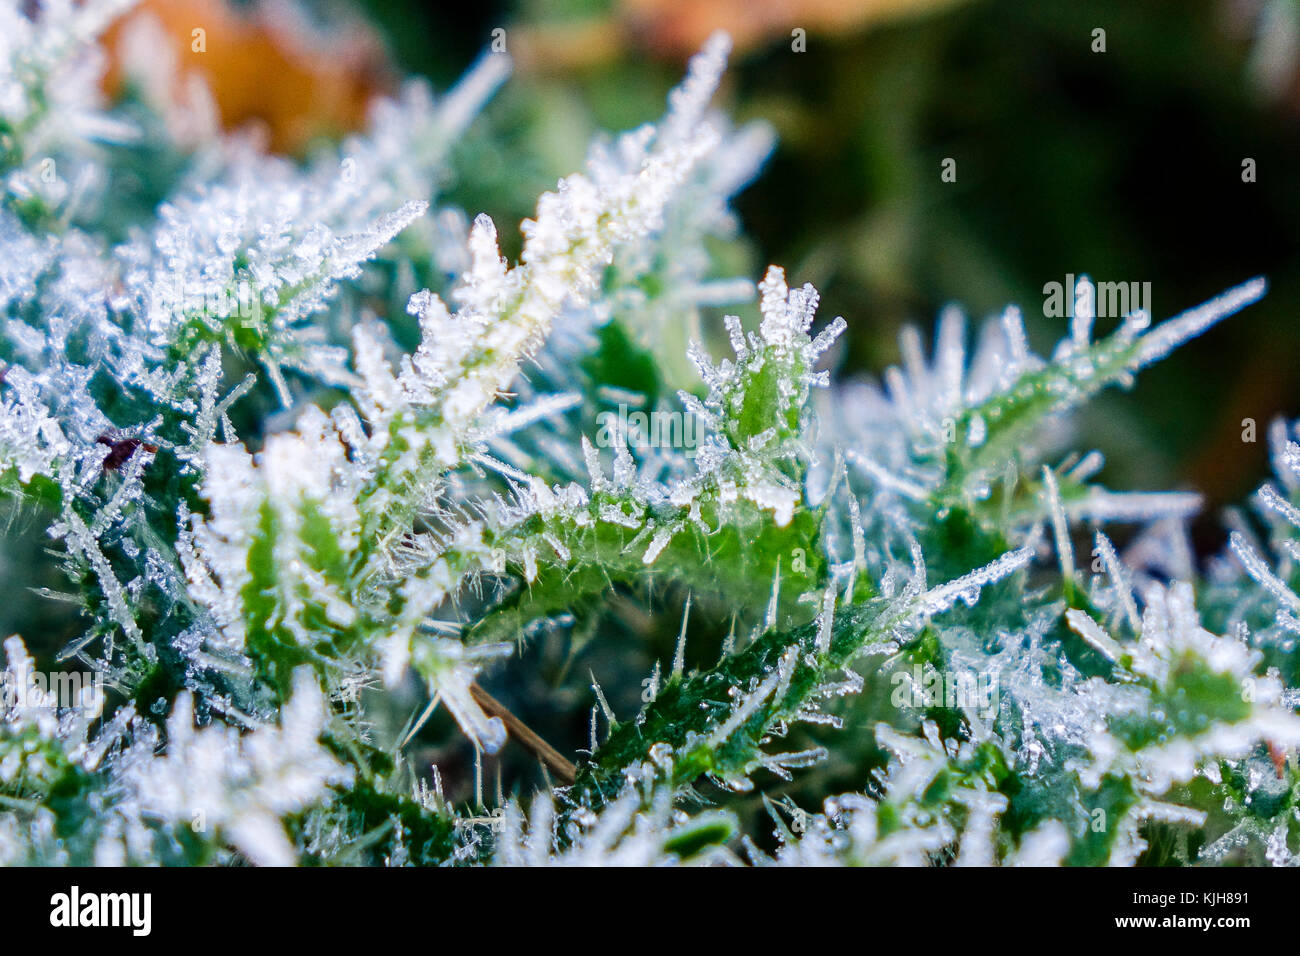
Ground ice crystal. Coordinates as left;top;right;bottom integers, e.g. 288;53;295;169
0;5;1295;867
120;668;352;867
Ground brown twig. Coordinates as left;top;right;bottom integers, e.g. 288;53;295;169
469;682;577;786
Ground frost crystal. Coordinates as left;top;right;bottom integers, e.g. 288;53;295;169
123;669;352;867
0;8;1293;868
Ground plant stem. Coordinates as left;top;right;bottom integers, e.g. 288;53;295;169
469;682;577;785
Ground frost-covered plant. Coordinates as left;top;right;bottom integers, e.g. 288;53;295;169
1;1;1298;867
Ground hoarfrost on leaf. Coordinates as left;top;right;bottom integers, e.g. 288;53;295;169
0;9;1295;868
